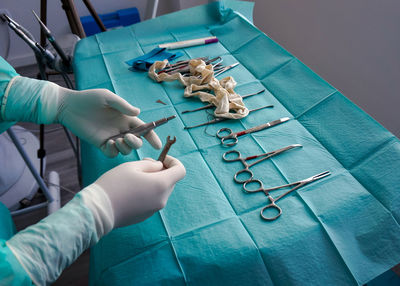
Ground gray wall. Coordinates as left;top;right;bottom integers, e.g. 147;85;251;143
254;0;400;137
1;0;398;136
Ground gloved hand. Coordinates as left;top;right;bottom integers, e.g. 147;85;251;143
93;155;186;227
1;76;162;157
6;155;186;285
56;86;162;157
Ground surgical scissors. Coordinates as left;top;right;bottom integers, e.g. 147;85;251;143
216;117;290;147
223;144;302;183
243;171;331;221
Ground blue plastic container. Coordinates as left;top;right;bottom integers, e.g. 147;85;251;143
80;7;140;36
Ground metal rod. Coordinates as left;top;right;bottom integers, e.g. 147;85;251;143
11;202;48;216
60;0;86;38
39;124;45;177
151;0;159;19
59;70;81;187
76;136;82;187
7;129;53;202
40;0;47;47
184;105;273;129
36;58;48;180
82;0;107;32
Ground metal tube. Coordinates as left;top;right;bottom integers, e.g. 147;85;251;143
7;129;53;202
11;202;48;216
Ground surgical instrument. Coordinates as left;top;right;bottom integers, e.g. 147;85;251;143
159;58;204;74
158;136;177;162
217;117;290;147
214;62;239;77
2;14;56;71
32;10;71;70
163;56;222;75
223;144;302;183
32;10;72;71
159;36;219;49
156;99;167;105
243;171;331;221
107;115;176;141
181;89;266;114
184;105;274;129
160;58;236;78
158;57;217;74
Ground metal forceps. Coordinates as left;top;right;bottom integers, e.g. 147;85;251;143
243;171;331;221
181;89;266;114
223;144;302;183
106;115;176;141
216;117;290;147
184;105;274;129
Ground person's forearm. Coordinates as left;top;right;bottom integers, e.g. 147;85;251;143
6;186;113;285
0;56;19;97
0;56;19;130
1;76;60;124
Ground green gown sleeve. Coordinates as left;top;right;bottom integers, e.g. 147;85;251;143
0;56;19;133
0;57;32;284
0;240;33;285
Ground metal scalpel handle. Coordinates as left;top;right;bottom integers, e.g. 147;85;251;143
244;117;290;135
157;136;177;162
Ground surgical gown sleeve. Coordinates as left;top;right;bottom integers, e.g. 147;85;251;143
0;58;32;284
0;57;114;285
5;185;113;286
0;56;18;133
0;240;32;285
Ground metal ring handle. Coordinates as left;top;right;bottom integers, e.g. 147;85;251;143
216;127;233;139
243;179;263;193
222;150;241;162
234;169;253;184
221;136;238;147
260;203;282;221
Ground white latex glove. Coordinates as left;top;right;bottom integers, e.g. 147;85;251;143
2;76;162;157
6;155;186;285
93;155;186;227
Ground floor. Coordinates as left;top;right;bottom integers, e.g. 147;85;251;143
12;64;90;286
